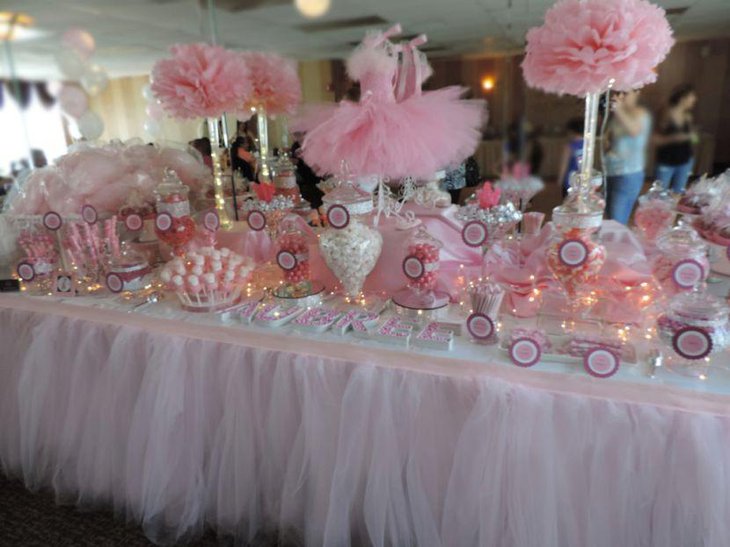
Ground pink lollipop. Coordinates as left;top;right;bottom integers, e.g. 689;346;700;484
187;274;202;304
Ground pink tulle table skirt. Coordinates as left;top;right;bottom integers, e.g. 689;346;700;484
1;294;730;546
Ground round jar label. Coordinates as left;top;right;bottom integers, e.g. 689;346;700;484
16;261;35;282
462;220;488;247
125;213;143;231
81;204;98;224
558;239;589;268
247;210;266;231
327;204;350;229
671;259;704;290
466;312;494;340
672;326;713;360
203;210;220;232
583;347;620;378
105;272;124;293
43;211;62;231
155;212;172;232
55;274;73;293
509;337;541;367
403;255;425;280
277;250;297;271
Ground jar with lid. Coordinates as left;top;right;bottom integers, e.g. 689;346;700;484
634;181;676;243
319;171;382;298
546;172;606;304
105;241;153;294
154;169;196;256
274;214;315;298
273;154;300;203
657;287;729;373
653;223;709;295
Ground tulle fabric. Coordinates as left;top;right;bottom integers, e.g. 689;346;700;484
1;303;729;546
301;88;485;179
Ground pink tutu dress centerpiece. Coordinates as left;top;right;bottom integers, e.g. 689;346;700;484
300;25;486;180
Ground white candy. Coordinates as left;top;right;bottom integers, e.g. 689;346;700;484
212;261;223;272
224;270;235;282
319;222;382;297
172;275;184;287
193;255;205;265
159;269;172;283
188;275;200;286
220;248;231;257
203;272;216;284
211;250;222;260
192;265;203;276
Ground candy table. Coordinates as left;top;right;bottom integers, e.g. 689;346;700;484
1;290;730;547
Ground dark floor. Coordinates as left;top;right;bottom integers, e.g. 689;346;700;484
0;474;301;547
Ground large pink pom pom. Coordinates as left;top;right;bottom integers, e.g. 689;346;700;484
240;52;301;116
522;0;674;96
151;43;252;119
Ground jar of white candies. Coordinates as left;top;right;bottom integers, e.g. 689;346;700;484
318;174;382;298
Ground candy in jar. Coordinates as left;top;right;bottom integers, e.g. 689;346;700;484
275;214;315;298
546;227;606;299
402;225;442;292
634;181;675;243
154;169;196;256
653;224;709;295
273;154;301;203
318;173;381;298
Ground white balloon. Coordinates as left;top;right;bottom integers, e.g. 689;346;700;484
142;84;155;102
80;65;109;95
143;118;161;138
55;48;87;80
77;111;104;140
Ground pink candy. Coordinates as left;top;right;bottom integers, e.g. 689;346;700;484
634;203;674;242
277;232;310;285
406;242;440;291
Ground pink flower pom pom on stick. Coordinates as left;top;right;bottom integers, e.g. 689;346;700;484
240;52;301;117
476;182;501;209
151;43;252;119
522;0;674;96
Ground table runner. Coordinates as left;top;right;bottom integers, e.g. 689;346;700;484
1;294;729;546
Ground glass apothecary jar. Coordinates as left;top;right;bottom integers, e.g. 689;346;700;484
634;181;676;243
653;224;709;295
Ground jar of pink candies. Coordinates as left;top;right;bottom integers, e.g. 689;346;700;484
634;181;676;243
275;214;312;297
154;169;196;256
402;225;442;292
654;224;709;295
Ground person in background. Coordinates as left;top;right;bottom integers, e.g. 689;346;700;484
654;84;698;193
290;131;323;209
230;136;257;182
604;90;651;224
30;149;47;168
556;118;584;198
189;138;213;171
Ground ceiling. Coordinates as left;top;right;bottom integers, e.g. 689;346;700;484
3;0;730;79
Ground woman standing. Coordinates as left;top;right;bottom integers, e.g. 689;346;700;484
604;90;652;224
654;85;697;193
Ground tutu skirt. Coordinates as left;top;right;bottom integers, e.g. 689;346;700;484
300;87;486;179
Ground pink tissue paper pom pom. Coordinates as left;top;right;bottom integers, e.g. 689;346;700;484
152;43;252;119
240;52;301;117
522;0;674;97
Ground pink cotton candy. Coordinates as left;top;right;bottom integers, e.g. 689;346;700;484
152;43;252;119
522;0;674;96
240;52;301;117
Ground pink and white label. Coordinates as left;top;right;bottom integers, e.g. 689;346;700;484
203;210;220;232
125;214;143;231
43;211;62;231
16;261;35;282
247;210;266;231
672;326;712;360
462;220;488;247
403;255;425;280
583;347;620;378
155;212;172;232
54;273;75;295
671;259;704;290
81;205;98;224
277;250;297;271
106;272;124;293
466;312;494;340
327;204;350;229
509;337;541;367
558;239;588;268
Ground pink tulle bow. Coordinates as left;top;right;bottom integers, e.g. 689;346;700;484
240;52;301;117
151;43;252;119
251;182;276;203
522;0;674;96
476;182;501;209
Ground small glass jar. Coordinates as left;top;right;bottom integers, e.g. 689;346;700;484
273;154;300;203
319;174;382;298
634;181;676;243
657;288;729;371
275;214;312;297
154;169;196;255
654;224;709;294
106;241;153;293
403;225;441;292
